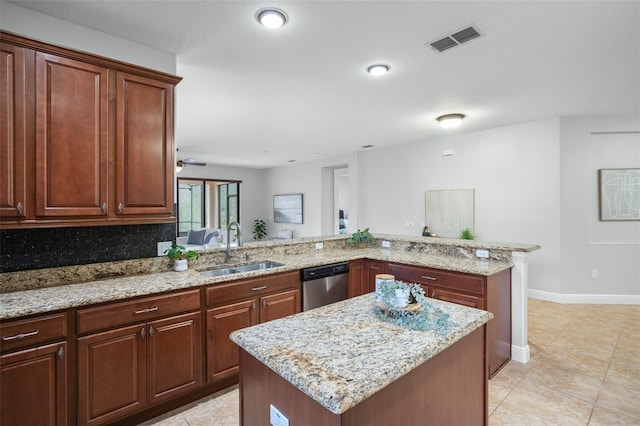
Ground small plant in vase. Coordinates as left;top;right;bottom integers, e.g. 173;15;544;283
253;219;267;241
164;243;199;272
346;228;375;248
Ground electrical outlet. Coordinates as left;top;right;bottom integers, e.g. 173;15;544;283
476;249;489;259
381;240;391;248
315;242;324;250
591;269;599;279
157;241;172;256
270;404;290;426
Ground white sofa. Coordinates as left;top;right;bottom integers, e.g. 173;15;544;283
176;228;224;251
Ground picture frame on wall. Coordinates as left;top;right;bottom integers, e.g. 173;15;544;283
274;193;303;224
599;168;640;221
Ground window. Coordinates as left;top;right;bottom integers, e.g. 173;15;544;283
177;178;240;236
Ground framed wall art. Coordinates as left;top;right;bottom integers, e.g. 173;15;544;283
599;168;640;221
274;193;303;224
425;188;474;238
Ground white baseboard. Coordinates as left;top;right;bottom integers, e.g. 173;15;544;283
511;344;530;364
528;289;640;304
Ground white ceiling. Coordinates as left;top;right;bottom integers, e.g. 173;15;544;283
7;1;640;168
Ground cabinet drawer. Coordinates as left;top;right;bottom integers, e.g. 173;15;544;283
206;271;300;307
0;313;67;352
431;288;485;310
387;263;485;296
77;289;201;335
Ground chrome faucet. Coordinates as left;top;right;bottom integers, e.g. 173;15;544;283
226;221;243;262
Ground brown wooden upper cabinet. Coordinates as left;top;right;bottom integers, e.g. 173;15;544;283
116;72;174;216
0;31;181;228
0;42;31;220
35;52;109;217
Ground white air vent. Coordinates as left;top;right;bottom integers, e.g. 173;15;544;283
428;25;482;53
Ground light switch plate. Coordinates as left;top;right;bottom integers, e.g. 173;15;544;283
270;404;290;426
315;242;324;250
157;241;172;256
476;249;489;259
381;240;391;248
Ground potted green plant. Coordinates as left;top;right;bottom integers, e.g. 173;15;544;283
253;219;267;240
164;243;199;271
346;228;375;248
459;228;475;240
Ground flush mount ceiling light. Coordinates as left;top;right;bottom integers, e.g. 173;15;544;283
437;114;465;129
257;8;288;29
367;64;390;76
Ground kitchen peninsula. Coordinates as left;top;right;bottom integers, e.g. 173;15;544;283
230;293;493;425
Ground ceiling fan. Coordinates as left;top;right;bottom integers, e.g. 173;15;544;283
176;149;207;171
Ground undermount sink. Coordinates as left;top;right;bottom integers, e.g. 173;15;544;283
200;261;285;278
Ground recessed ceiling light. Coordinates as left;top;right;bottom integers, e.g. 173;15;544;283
437;114;465;129
257;8;288;29
367;64;390;76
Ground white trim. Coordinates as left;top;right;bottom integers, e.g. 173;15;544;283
529;289;640;305
510;251;530;364
511;344;530;364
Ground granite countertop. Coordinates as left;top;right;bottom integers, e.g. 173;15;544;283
0;247;514;319
230;293;493;414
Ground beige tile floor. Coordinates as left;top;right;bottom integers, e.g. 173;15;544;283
144;299;639;425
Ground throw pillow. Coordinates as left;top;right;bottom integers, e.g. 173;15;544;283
187;229;206;245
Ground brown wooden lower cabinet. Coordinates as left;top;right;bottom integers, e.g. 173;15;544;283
1;341;67;426
77;309;202;425
348;259;387;297
206;272;301;385
386;262;511;377
0;312;68;426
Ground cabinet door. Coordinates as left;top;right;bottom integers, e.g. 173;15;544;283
259;289;301;323
206;299;257;383
0;42;31;220
35;52;109;217
78;323;146;425
364;260;386;293
348;259;365;298
431;287;485;310
116;72;173;216
1;342;66;426
147;312;202;405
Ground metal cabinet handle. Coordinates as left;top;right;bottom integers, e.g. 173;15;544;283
101;202;107;213
117;203;123;213
16;202;24;215
252;301;256;311
262;300;266;308
57;347;64;360
134;307;159;315
2;330;39;341
431;291;437;298
251;286;268;291
140;327;146;339
149;326;154;336
421;275;437;281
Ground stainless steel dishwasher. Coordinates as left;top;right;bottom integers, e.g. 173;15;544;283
301;262;349;311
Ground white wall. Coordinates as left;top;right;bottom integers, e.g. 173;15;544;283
265;116;639;301
358;119;562;295
177;165;265;241
558;116;640;299
0;2;176;73
264;153;359;239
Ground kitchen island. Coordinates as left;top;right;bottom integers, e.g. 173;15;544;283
230;293;493;426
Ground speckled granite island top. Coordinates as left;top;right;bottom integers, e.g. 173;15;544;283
230;293;493;415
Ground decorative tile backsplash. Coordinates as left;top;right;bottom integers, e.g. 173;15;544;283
0;223;176;273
